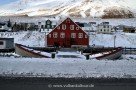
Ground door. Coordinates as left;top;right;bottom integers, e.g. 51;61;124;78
65;38;71;47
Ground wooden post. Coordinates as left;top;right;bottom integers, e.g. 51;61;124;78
125;47;126;54
51;53;55;59
86;55;90;60
114;35;116;48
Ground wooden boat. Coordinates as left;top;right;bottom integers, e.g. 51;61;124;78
15;43;51;58
96;47;123;60
15;43;123;60
83;47;123;60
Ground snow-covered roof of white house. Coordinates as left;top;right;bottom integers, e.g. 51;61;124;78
0;22;6;26
124;26;135;28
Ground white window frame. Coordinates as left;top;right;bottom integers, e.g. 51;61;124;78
85;35;88;38
76;26;79;30
60;32;65;38
62;24;66;30
71;33;76;38
78;33;83;38
70;25;74;30
53;32;58;38
47;25;50;28
49;34;51;38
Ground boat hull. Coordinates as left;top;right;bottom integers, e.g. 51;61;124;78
96;47;123;60
15;44;50;58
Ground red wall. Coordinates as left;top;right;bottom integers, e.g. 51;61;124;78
47;18;89;47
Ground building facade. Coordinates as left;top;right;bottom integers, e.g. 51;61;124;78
123;26;135;33
0;38;14;49
76;22;96;33
97;22;114;34
0;22;9;32
47;18;89;47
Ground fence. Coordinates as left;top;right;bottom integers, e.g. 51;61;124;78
122;47;136;55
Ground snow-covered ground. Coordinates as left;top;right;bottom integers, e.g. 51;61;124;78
0;31;45;47
0;31;136;47
0;31;136;78
90;33;136;48
0;55;136;78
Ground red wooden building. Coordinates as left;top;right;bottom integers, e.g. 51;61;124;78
46;18;89;47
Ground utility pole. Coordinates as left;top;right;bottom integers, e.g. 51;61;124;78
114;35;116;48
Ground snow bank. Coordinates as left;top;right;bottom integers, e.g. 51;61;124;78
0;31;46;47
90;33;136;48
0;55;136;78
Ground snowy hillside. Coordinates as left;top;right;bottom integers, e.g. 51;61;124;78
0;0;135;18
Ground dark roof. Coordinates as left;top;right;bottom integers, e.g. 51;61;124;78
90;22;96;24
124;26;135;28
0;22;6;25
0;38;14;40
101;22;109;25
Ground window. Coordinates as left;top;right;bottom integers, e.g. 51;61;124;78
0;41;3;45
48;34;51;38
62;24;66;30
71;33;76;38
57;26;60;29
41;25;44;28
47;25;50;28
60;33;65;38
85;35;88;38
78;33;83;38
70;25;74;30
53;32;58;38
76;26;79;30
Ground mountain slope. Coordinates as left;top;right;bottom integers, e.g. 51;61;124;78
0;0;135;18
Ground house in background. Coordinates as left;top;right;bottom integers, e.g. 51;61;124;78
114;25;125;32
27;23;35;31
46;18;89;48
123;26;135;33
76;22;97;33
0;22;9;32
38;20;56;33
38;22;42;31
97;22;115;34
41;19;56;34
0;38;14;49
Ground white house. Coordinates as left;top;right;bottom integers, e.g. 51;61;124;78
37;20;57;34
76;22;97;33
0;38;14;49
97;22;115;34
0;22;9;32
